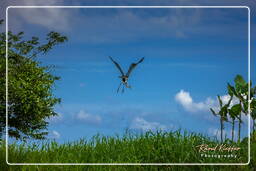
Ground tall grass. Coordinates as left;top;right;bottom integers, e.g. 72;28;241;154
0;130;255;171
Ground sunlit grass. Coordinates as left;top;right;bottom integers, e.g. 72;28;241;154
0;130;255;171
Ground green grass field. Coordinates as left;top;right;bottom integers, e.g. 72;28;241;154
1;130;255;171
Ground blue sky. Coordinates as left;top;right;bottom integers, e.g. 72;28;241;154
2;2;254;143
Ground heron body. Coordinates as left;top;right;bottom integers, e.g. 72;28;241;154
120;76;128;83
109;56;144;93
120;76;131;88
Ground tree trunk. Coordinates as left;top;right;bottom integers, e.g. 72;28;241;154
232;119;235;142
253;119;255;132
238;114;241;142
220;118;223;143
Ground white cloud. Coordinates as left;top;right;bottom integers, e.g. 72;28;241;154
208;127;238;141
208;127;220;135
9;0;76;32
130;117;168;131
50;130;60;139
70;9;202;44
48;113;63;123
220;94;240;107
175;90;215;112
76;110;102;125
208;127;222;140
7;5;200;39
175;90;240;113
3;0;249;44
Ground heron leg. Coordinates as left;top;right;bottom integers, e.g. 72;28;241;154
124;82;131;89
122;84;125;93
117;82;122;93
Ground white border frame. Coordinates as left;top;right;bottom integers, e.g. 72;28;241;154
5;6;251;166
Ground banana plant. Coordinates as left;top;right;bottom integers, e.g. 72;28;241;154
250;98;256;132
227;75;255;141
210;95;232;142
228;104;242;142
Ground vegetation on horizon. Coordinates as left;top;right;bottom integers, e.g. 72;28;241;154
210;75;256;142
1;130;255;170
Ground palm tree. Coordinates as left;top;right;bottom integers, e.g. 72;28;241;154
109;56;144;93
210;95;232;142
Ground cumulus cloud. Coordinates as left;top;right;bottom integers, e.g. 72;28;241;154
130;117;168;131
76;110;102;125
174;90;251;125
175;90;216;112
175;89;240;113
220;94;240;107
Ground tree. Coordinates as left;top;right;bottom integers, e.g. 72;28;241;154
228;104;242;141
249;85;256;132
0;19;67;140
210;95;232;142
251;99;256;132
227;75;255;141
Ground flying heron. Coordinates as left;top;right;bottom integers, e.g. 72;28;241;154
109;56;144;93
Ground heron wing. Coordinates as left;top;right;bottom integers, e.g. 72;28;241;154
109;56;125;76
126;57;144;77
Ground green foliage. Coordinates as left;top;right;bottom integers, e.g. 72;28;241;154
210;95;232;142
0;21;67;140
227;83;236;96
0;130;252;170
251;99;256;119
229;104;242;120
228;75;249;113
227;74;256;133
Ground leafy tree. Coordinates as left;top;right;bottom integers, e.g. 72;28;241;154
227;75;255;141
0;19;67;140
251;99;256;132
210;95;232;142
249;85;256;132
228;104;242;141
